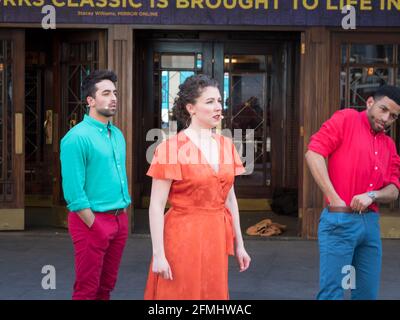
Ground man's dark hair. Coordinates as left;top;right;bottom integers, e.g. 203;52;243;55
82;70;117;100
373;85;400;105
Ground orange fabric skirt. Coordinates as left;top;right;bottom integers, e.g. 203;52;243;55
144;207;234;300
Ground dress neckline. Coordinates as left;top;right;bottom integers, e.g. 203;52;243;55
181;130;221;175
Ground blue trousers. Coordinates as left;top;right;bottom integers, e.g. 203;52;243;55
317;208;382;300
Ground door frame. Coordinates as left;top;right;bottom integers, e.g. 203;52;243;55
0;29;25;230
136;34;300;203
330;31;400;211
222;41;287;198
51;30;107;227
136;39;214;200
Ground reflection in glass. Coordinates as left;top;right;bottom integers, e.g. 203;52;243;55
340;68;347;109
161;71;194;129
340;43;397;111
223;72;229;110
62;41;98;134
161;55;195;69
196;53;202;70
341;43;399;209
397;68;400;88
230;75;264;132
341;44;347;64
349;44;393;64
25;67;40;163
224;55;266;72
347;67;392;109
224;54;271;187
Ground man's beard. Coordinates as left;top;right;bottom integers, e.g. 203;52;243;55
98;107;116;118
369;114;388;133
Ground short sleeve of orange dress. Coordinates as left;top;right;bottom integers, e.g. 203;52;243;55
227;137;246;176
146;139;182;180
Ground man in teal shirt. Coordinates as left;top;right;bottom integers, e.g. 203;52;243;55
60;70;131;300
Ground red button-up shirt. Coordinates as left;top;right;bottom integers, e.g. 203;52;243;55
308;109;400;212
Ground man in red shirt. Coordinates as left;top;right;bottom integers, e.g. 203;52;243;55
306;85;400;300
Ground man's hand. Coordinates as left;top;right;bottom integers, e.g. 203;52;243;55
350;193;373;212
329;198;346;207
77;209;96;228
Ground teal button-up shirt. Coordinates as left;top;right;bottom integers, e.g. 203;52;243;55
60;114;131;212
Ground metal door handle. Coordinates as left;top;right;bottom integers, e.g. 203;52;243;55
15;113;23;155
44;110;53;144
69;112;77;129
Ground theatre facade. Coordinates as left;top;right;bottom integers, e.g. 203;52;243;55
0;1;399;238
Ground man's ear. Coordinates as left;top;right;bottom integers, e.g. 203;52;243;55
366;96;375;109
86;96;94;108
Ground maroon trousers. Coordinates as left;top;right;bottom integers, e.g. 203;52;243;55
68;211;128;300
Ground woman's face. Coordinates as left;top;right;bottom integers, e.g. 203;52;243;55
187;86;223;129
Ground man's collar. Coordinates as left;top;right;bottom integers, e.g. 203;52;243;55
84;114;113;129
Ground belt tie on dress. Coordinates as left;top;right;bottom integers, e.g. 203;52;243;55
171;205;235;256
223;207;235;256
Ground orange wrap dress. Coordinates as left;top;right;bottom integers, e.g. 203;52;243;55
144;131;245;300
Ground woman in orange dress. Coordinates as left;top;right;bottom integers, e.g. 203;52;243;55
144;74;251;300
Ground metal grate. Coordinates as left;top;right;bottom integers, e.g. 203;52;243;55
61;40;99;137
340;43;400;210
224;54;272;188
60;39;99;202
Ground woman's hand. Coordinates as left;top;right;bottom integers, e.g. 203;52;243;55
152;255;173;280
236;246;251;272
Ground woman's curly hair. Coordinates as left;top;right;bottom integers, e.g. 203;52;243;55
172;74;219;130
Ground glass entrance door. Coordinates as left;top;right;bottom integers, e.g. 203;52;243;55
136;40;213;197
21;30;105;228
138;37;297;200
57;30;106;207
147;41;212;135
156;53;201;132
222;54;272;192
340;42;400;210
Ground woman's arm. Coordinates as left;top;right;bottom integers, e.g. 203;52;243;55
149;178;173;280
225;185;251;272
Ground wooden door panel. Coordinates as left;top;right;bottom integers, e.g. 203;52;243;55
0;30;25;230
53;30;106;209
